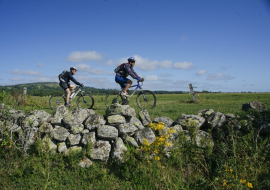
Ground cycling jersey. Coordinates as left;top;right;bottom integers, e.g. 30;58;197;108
115;63;139;79
59;71;81;86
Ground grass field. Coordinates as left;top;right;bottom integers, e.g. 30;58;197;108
1;92;270;189
12;92;270;119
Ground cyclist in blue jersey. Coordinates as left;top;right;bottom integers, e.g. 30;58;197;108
115;57;144;97
58;67;83;107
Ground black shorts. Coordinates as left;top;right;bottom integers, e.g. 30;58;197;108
59;82;70;90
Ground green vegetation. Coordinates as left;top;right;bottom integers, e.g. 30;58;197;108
0;90;270;189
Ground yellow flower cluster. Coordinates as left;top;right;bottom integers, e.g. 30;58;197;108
223;166;253;189
148;122;165;131
141;122;176;162
240;179;253;188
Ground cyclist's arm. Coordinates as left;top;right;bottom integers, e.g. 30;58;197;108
124;64;140;79
67;72;81;86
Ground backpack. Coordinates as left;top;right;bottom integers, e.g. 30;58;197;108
114;63;126;73
58;70;67;80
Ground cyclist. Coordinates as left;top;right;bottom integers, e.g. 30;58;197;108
58;67;83;107
115;57;144;97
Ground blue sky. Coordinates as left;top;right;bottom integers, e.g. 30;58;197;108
1;0;270;92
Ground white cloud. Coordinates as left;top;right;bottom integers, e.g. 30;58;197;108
67;51;103;62
29;76;57;83
145;75;159;81
107;55;173;71
10;69;42;76
220;66;227;70
134;55;172;71
9;77;24;82
207;73;235;81
159;73;172;77
173;61;194;70
106;58;127;66
196;70;207;76
76;63;107;75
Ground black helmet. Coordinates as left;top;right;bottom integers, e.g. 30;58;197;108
70;67;78;71
127;57;136;62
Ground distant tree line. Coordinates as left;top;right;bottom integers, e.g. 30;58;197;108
0;82;191;97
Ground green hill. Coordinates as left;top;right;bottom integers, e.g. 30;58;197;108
0;82;187;96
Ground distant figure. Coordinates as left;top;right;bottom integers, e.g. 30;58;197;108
114;57;144;97
58;67;83;107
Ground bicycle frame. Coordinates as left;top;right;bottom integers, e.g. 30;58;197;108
122;81;144;101
66;87;85;102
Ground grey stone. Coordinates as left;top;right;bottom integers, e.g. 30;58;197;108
107;115;126;126
107;103;136;117
118;123;138;135
134;128;156;146
67;134;81;146
78;157;93;168
50;127;70;141
174;114;205;130
127;117;144;130
89;140;111;161
125;136;139;147
153;116;174;127
81;132;96;145
138;110;151;126
97;125;118;140
111;137;127;163
242;100;267;112
84;114;106;130
50;106;70;125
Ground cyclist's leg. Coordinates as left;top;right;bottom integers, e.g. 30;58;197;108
124;80;132;94
60;82;70;104
115;75;132;93
69;84;76;91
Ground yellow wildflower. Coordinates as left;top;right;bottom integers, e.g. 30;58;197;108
247;182;253;188
142;138;150;146
240;179;246;184
155;156;160;160
223;180;227;186
154;149;159;154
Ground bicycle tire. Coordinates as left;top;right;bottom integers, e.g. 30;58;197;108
77;94;94;109
105;91;124;108
136;90;156;109
49;94;66;110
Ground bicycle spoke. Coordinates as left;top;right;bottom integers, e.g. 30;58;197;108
49;94;66;110
137;90;156;109
105;91;123;108
77;94;94;109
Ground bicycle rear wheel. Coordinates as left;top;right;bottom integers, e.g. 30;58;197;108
77;94;94;109
49;94;66;110
105;91;123;108
136;90;156;109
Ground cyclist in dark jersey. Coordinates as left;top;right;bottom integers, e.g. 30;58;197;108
59;67;83;107
115;57;144;97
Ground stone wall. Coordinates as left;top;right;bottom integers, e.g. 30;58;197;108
0;100;268;166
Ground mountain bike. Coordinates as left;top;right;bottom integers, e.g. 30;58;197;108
105;81;156;109
49;87;94;110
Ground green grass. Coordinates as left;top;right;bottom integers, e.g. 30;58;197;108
10;92;270;118
1;92;270;189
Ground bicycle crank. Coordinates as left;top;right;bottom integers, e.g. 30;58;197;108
122;99;129;105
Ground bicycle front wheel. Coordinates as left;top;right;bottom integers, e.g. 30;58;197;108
77;94;94;109
49;94;66;110
136;90;156;109
105;91;123;108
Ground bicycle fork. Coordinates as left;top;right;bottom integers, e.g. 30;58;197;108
140;90;148;102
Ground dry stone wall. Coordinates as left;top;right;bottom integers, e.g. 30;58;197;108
0;100;269;166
